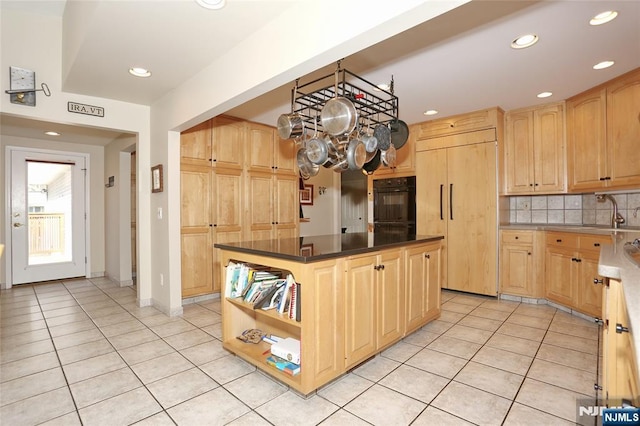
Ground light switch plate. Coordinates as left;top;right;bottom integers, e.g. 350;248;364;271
9;66;36;106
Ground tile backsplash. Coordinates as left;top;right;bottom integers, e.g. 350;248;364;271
509;192;640;228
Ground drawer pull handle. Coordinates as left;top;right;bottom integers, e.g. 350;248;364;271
594;318;604;326
556;239;562;243
594;278;603;285
594;243;600;247
515;236;519;240
615;323;629;334
424;254;430;259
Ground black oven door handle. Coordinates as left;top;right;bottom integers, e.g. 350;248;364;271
449;183;453;220
439;184;443;220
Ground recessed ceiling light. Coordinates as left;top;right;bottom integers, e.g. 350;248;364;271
511;34;538;49
593;60;615;70
129;67;151;78
590;10;618;26
196;0;226;10
424;110;439;116
537;92;553;98
45;131;60;136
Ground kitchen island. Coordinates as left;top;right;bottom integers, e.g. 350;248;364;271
215;233;443;395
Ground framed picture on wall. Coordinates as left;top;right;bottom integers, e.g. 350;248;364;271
300;184;313;205
151;164;163;193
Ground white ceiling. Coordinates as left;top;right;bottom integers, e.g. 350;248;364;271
1;0;639;143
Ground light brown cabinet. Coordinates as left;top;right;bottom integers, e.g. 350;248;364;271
180;117;298;298
218;239;441;395
371;126;415;176
344;249;404;368
544;231;608;317
416;139;498;296
245;121;297;176
567;67;640;192
405;243;441;334
503;103;565;194
499;230;542;298
602;278;640;406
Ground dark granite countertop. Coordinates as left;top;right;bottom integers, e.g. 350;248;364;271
214;233;443;263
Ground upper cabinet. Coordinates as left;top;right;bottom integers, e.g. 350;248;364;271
567;67;640;192
245;121;297;176
180;116;245;169
372;126;415;176
503;102;565;194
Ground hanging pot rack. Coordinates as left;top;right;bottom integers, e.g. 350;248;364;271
290;65;399;133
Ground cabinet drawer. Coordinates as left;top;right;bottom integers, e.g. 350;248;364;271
579;234;611;251
501;230;534;244
545;232;579;248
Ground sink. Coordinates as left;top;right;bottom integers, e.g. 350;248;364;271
623;239;640;267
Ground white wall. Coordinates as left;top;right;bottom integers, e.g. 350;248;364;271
104;135;136;285
1;7;152;303
299;168;341;237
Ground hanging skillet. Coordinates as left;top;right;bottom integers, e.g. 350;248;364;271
320;67;358;136
277;79;305;140
362;149;381;175
390;119;409;150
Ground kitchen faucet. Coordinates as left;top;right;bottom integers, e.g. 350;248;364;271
596;194;625;229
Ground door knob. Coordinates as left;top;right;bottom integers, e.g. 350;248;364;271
13;222;23;228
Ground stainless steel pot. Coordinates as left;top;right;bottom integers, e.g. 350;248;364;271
297;146;319;179
320;97;357;136
345;138;366;170
277;80;305;140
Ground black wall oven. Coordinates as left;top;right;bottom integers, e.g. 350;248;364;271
373;176;416;236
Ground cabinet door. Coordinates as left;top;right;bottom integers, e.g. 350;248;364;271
373;130;415;176
212;168;243;231
246;123;275;173
180;120;212;167
614;283;640;405
447;142;497;296
274;136;297;176
567;88;607;191
577;250;603;317
607;71;640;189
500;243;533;297
504;111;535;193
244;172;274;240
377;250;403;349
211;116;244;169
274;175;299;236
424;245;441;321
533;103;565;192
545;247;575;307
416;149;448;287
405;245;427;333
181;166;213;297
344;255;377;368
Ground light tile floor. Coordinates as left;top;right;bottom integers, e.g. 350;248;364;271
0;278;600;425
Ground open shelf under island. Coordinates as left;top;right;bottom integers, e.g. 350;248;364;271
215;232;444;395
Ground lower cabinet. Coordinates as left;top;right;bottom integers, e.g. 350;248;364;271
405;243;441;334
602;278;640;406
545;231;608;317
344;249;403;369
499;230;539;297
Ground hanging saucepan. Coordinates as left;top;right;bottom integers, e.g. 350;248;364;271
345;137;367;170
320;68;358;136
390;119;409;149
361;124;378;153
277;80;305;140
305;116;329;165
297;146;318;179
362;149;381;175
373;123;391;150
381;144;397;168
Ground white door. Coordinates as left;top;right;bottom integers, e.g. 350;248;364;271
10;149;87;284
